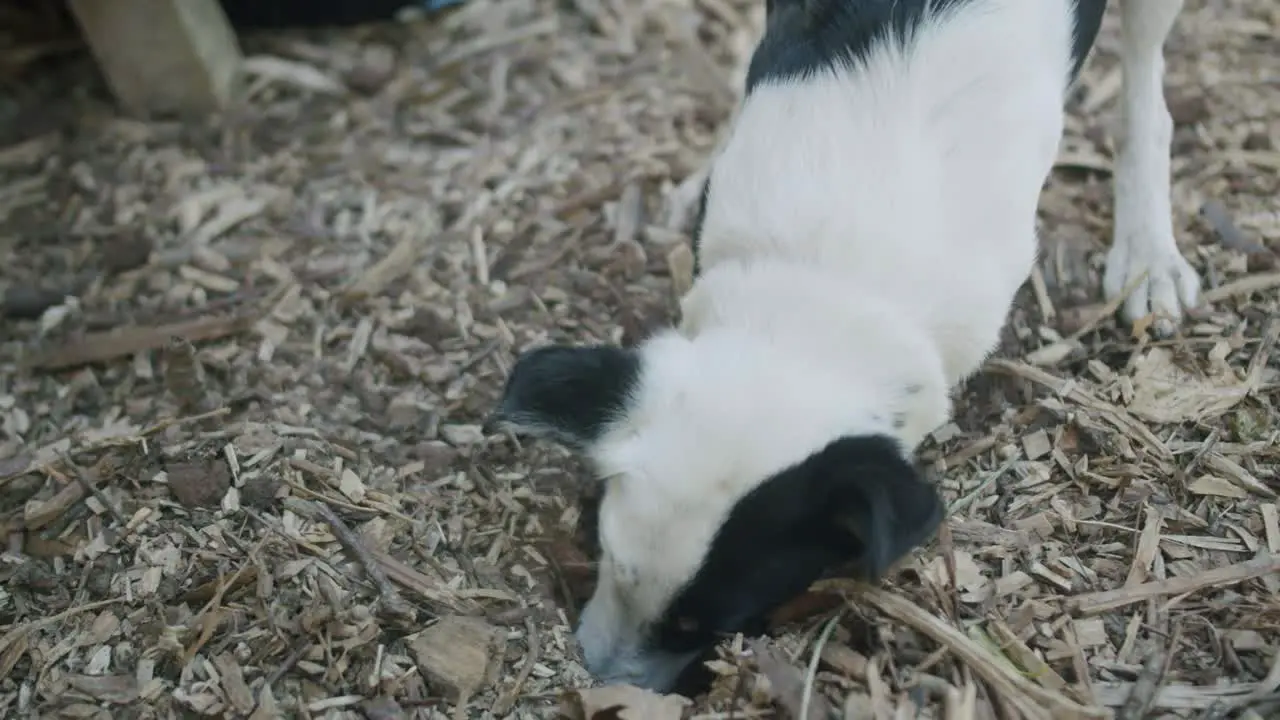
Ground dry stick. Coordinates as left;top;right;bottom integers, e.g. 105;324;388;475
987;621;1069;694
182;537;270;666
367;548;481;616
264;640;310;688
1238;648;1280;708
55;460;128;529
850;586;1109;720
0;598;123;656
1202;272;1280;304
984;358;1172;462
4;406;231;483
139;406;231;437
492;617;540;715
25;313;258;371
282;497;417;625
948;457;1018;516
1025;270;1148;365
800;612;843;720
1118;628;1171;720
1072;553;1280;615
1245;320;1280;386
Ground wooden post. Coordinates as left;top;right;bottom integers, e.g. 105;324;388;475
68;0;244;117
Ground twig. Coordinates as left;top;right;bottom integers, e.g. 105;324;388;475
833;583;1109;720
369;548;483;616
948;457;1018;516
140;406;232;437
984;358;1172;462
264;640;310;688
182;537;269;666
1118;633;1169;720
1071;553;1280;615
282;497;417;626
57;460;128;528
492;617;540;715
987;620;1069;693
1025;270;1148;366
1236;644;1280;708
0;598;123;656
800;612;842;720
1202;272;1280;304
23;312;258;371
3;406;230;485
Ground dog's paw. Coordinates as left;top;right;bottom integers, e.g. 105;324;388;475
1103;231;1201;337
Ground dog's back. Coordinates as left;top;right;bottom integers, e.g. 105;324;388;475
692;0;1105;385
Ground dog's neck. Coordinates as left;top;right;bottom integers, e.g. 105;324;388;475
673;260;953;452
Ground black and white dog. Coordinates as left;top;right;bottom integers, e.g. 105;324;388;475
488;0;1200;693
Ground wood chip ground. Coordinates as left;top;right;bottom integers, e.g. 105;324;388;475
1;1;1278;718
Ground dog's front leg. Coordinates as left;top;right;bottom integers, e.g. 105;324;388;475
1103;0;1201;337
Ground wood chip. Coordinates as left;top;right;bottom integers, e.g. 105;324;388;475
751;638;836;720
1073;553;1280;614
2;4;1275;718
561;685;690;720
408;616;506;704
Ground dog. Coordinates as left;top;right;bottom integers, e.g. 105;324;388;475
486;0;1200;693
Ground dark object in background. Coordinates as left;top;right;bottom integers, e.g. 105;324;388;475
215;0;462;29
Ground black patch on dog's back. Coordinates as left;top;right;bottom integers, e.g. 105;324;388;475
688;0;1107;273
746;0;974;92
748;0;1108;93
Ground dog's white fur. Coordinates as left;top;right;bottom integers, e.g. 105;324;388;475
667;0;1199;333
1104;0;1198;335
575;0;1197;689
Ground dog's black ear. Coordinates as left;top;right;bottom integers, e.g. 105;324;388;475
815;435;944;580
484;344;640;451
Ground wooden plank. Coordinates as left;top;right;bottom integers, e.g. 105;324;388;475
68;0;243;117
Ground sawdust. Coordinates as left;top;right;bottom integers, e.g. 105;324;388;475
1;0;1278;718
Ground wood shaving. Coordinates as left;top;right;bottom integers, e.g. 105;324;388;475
0;1;1276;718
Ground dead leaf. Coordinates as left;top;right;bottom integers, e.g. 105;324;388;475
1125;347;1254;424
561;684;690;720
0;631;30;680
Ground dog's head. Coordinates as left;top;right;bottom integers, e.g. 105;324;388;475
486;332;943;692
